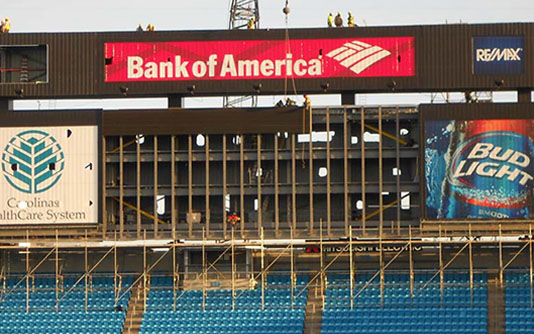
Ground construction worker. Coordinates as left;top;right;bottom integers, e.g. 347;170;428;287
334;12;343;27
136;24;143;32
303;94;311;111
146;23;154;32
227;212;241;226
247;17;255;30
285;97;296;106
347;11;355;27
327;13;334;27
4;18;10;33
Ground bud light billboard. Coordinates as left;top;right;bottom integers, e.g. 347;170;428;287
423;105;534;220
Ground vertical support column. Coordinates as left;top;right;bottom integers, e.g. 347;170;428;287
84;232;88;312
171;136;176;240
378;107;383;235
309;109;314;236
349;226;354;310
261;227;265;310
223;135;228;238
320;219;325;309
154;136;159;238
360;107;366;233
257;135;262;237
343;108;349;235
291;135;297;232
202;228;206;311
530;225;533;308
143;230;147;311
119;136;124;238
409;226;414;299
326;108;332;236
469;224;474;306
439;230;444;303
395;107;401;234
379;225;384;307
26;230;29;314
114;232;118;305
102;136;107;238
231;226;236;310
55;230;59;312
205;135;210;236
188;136;193;237
290;226;294;309
137;136;141;239
499;224;503;287
274;134;280;237
173;243;177;311
240;135;245;236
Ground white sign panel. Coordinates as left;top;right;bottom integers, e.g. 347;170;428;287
0;126;98;224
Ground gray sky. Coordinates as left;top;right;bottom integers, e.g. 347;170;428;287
3;0;533;32
5;0;532;109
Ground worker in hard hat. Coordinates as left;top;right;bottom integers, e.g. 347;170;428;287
136;24;143;32
247;17;255;30
303;94;311;111
327;13;334;27
146;23;154;32
334;12;343;27
1;18;10;33
348;12;355;27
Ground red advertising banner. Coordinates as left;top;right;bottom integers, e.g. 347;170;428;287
104;37;415;82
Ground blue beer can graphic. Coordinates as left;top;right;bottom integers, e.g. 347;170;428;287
434;120;534;219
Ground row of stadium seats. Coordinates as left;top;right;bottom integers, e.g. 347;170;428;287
0;275;132;334
322;274;488;334
140;275;307;334
506;274;534;334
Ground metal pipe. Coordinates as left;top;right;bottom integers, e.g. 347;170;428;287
171;136;176;240
326;108;331;236
240;135;245;237
343;108;349;235
360;107;366;233
119;136;124;238
137;136;141;239
205;135;210;236
257;135;262;237
188;135;193;237
154;136;158;238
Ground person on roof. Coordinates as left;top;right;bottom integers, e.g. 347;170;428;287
327;13;334;27
146;23;154;31
334;12;343;27
136;24;143;32
247;17;255;30
347;12;355;27
1;18;10;33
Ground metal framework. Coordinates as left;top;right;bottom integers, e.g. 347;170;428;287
1;225;534;314
224;0;260;108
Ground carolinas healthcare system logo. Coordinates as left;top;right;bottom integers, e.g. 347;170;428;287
1;130;65;194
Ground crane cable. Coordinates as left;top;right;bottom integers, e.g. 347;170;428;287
283;1;309;168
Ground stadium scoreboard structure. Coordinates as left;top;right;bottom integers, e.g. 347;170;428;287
0;22;532;236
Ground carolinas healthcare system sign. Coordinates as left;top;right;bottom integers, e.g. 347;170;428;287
0;126;98;225
104;37;415;82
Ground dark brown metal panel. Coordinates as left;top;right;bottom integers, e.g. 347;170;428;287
101;107;308;135
420;23;534;91
420;103;534;121
0;109;101;126
0;32;97;98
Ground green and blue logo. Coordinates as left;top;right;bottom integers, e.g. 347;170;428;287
1;130;65;194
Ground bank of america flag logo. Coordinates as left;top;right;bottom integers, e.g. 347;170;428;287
326;40;392;74
1;130;65;194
